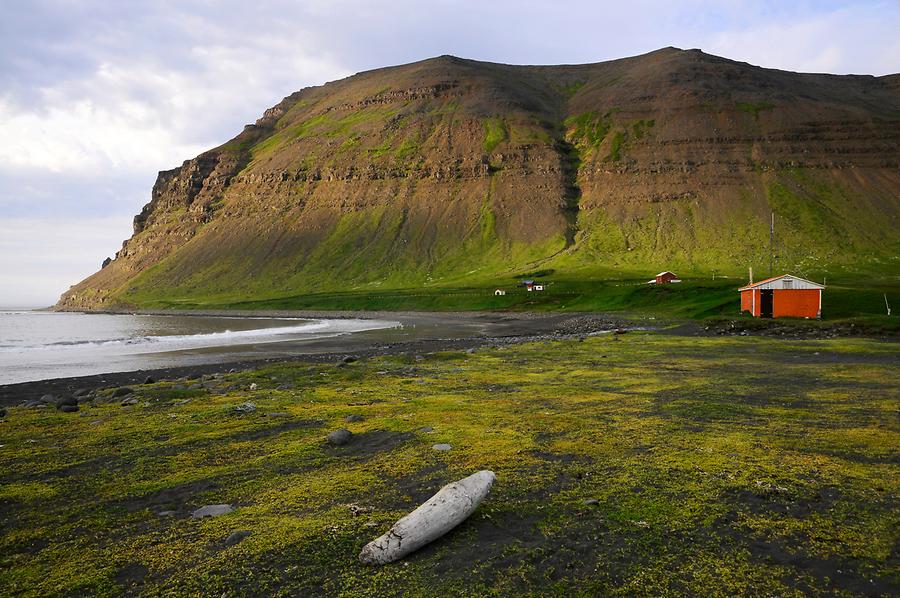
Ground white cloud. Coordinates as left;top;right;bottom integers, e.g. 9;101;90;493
0;216;132;306
705;2;900;75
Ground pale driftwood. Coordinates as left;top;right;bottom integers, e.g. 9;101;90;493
359;470;495;565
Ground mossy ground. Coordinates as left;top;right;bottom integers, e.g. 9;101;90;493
1;333;897;596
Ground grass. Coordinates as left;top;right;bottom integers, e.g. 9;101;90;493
120;275;900;329
737;101;775;118
564;111;613;149
1;333;897;595
482;118;509;154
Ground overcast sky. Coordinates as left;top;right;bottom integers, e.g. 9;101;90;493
1;0;898;306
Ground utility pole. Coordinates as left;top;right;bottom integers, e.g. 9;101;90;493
769;211;775;277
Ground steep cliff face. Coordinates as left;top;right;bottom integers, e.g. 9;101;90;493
58;48;900;309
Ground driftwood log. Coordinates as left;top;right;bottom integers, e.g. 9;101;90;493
359;470;496;565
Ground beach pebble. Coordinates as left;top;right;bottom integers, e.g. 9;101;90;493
191;504;234;519
344;414;364;423
39;394;56;404
249;383;258;391
59;405;79;413
327;429;353;446
112;387;133;398
120;397;139;406
342;355;358;364
55;396;78;409
432;443;452;451
224;530;252;546
73;388;90;397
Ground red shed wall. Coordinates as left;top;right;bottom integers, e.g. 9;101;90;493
656;273;675;284
740;289;760;316
773;289;820;318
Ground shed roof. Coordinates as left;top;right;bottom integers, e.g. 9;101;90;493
739;274;825;291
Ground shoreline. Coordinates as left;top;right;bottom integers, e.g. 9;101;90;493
0;312;633;407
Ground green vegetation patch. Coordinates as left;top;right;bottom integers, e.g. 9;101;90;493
737;101;775;118
564;111;613;149
482;117;509;154
1;334;897;595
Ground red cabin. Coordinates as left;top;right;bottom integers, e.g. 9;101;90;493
648;271;681;285
739;274;824;319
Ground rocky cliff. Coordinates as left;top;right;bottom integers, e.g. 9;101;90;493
58;48;900;309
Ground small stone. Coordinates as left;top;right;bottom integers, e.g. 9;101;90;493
234;402;256;414
39;394;56;404
120;397;139;406
112;387;133;398
144;376;155;384
419;426;434;433
582;498;599;506
465;348;476;354
55;396;78;409
59;405;79;413
275;384;294;390
73;388;90;397
327;429;353;446
249;383;258;391
341;355;358;364
344;414;364;423
157;510;177;517
191;504;234;519
432;443;452;451
224;530;252;546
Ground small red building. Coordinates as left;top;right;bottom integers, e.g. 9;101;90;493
648;271;681;285
739;274;824;319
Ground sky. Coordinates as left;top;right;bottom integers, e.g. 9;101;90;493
1;0;898;306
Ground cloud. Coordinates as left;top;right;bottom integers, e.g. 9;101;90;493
0;216;132;306
705;1;900;75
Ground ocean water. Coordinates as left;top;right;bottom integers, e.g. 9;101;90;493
0;310;401;384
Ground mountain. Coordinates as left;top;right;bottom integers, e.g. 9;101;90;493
57;48;900;309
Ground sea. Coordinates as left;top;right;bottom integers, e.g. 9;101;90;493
0;309;404;385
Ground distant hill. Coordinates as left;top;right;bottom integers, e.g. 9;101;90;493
57;48;900;310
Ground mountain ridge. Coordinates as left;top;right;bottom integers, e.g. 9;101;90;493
57;47;900;310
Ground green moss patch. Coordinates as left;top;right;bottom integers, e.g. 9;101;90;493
1;334;897;595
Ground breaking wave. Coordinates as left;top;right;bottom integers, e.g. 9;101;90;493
0;318;401;354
